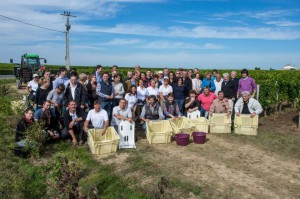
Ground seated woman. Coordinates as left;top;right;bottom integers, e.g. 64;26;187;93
16;107;35;147
140;95;165;130
163;93;182;119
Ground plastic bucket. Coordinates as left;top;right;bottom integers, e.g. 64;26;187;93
192;132;206;144
175;133;190;146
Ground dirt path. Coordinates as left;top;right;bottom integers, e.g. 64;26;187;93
101;132;300;199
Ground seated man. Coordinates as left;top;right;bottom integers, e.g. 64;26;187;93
209;91;231;117
34;100;59;140
140;95;165;129
84;101;109;136
62;101;84;145
235;91;263;118
111;98;133;132
184;90;200;115
163;93;182;119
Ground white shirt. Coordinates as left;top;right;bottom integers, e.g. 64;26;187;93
192;78;202;92
111;106;132;126
159;85;173;97
214;79;223;96
69;111;78;125
137;86;147;102
86;109;108;129
146;86;159;98
70;84;77;100
125;93;138;110
27;80;39;92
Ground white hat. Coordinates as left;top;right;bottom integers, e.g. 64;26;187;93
33;74;39;78
158;71;163;74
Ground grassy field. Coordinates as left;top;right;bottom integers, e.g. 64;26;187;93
0;80;300;199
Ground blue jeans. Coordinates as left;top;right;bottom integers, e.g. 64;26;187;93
200;106;208;118
175;99;184;112
100;100;112;118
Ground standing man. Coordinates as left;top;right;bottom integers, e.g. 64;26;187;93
124;72;138;93
230;71;239;100
182;71;193;97
95;65;102;83
64;74;86;110
84;101;109;135
52;67;69;90
214;74;223;96
221;73;236;110
237;69;257;98
163;67;169;79
96;72;113;119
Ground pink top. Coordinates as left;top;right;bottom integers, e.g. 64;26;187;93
197;93;217;111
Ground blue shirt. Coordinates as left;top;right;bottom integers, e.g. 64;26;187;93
52;75;69;90
95;71;102;83
201;78;216;91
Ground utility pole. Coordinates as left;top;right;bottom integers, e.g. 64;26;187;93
60;11;76;70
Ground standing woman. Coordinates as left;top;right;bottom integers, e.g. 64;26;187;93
112;74;125;109
140;72;148;88
26;74;39;102
34;77;51;110
136;79;147;121
201;72;215;93
159;77;173;105
124;85;138;119
192;73;202;95
86;75;98;109
168;71;177;88
173;77;186;113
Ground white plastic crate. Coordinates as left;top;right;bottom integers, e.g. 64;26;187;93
118;120;136;149
146;120;173;144
234;114;258;136
209;113;231;134
187;110;201;119
189;117;209;133
88;127;120;155
169;117;195;135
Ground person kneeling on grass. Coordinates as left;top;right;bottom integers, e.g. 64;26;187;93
209;91;231;117
234;91;263;118
83;101;109;136
61;101;84;146
140;95;165;130
111;98;133;132
34;100;60;140
163;93;182;119
16;107;35;147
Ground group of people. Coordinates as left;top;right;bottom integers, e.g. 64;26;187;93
16;65;263;147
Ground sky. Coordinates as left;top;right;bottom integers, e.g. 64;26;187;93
0;0;300;69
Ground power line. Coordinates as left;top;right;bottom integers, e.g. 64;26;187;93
0;14;65;33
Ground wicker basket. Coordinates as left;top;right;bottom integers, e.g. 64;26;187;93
209;113;232;133
88;127;120;155
234;114;258;136
169;117;195;135
146;120;173;144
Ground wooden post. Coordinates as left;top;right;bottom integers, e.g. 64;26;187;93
256;85;260;101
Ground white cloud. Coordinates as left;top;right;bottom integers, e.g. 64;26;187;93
265;20;300;27
140;41;224;49
103;38;142;45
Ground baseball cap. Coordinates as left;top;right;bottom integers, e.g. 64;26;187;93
158;71;163;74
33;74;39;78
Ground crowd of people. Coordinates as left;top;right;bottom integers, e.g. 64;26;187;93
16;65;263;146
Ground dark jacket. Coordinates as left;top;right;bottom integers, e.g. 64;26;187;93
16;117;34;142
183;77;192;97
34;87;51;106
63;108;84;130
86;82;98;102
221;80;236;99
231;78;239;97
64;83;86;107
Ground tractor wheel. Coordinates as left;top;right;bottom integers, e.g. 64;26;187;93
16;79;22;89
